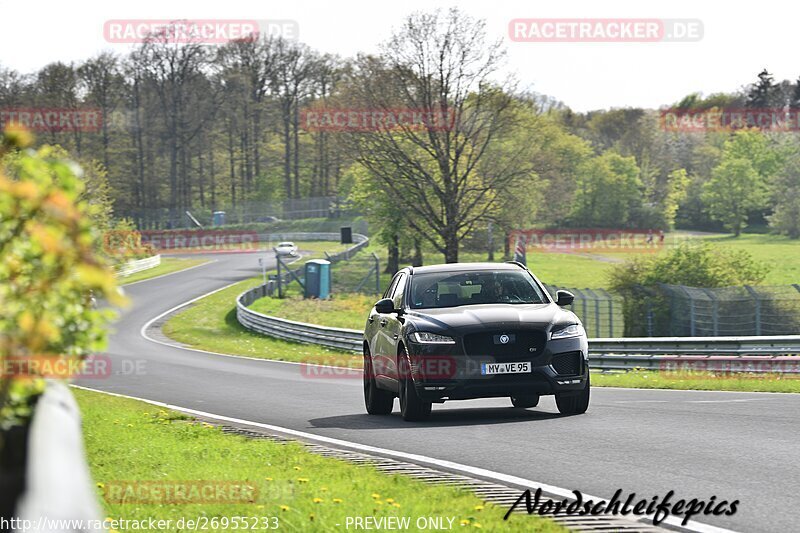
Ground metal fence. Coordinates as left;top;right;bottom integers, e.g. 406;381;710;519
123;197;362;228
544;283;800;338
656;284;800;336
268;232;374;296
543;284;624;338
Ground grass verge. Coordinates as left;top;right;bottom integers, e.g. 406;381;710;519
162;275;361;367
75;388;561;532
120;257;209;285
592;370;800;393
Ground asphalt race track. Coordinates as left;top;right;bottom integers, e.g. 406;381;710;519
78;252;800;532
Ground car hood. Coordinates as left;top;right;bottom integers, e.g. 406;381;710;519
405;303;575;332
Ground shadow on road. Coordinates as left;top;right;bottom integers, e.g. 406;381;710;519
308;406;564;429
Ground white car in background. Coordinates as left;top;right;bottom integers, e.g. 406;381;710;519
275;241;298;257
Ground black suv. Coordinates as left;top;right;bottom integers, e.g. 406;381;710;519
362;262;590;421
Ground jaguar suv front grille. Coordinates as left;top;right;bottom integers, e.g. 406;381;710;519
462;329;547;360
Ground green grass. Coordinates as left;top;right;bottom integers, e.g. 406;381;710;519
163;275;362;367
459;250;616;287
120;257;209;285
75;388;561;532
691;232;800;285
249;293;373;331
593;370;800;393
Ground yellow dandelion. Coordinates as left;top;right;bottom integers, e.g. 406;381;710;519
374;500;384;506
392;502;401;508
309;514;315;521
280;505;290;511
96;482;105;489
333;498;343;504
460;519;471;526
296;478;309;483
371;493;381;499
473;524;482;529
313;498;324;504
293;466;302;471
126;424;133;427
386;498;394;503
265;477;273;481
474;505;484;511
320;487;328;492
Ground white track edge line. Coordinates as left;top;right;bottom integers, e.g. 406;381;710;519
72;385;739;533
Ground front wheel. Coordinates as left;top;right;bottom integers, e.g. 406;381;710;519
364;350;393;415
510;395;540;408
555;376;590;415
398;349;431;421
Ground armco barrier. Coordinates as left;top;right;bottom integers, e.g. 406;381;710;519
236;290;800;373
115;254;161;277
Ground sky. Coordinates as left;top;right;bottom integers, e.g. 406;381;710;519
0;0;793;111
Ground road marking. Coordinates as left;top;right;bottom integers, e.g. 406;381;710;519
73;385;739;533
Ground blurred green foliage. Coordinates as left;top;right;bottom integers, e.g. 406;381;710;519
0;126;125;432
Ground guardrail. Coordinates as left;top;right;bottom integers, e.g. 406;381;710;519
238;285;363;352
115;254;161;277
14;381;102;532
236;291;800;373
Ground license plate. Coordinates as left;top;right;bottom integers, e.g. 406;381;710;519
480;362;531;375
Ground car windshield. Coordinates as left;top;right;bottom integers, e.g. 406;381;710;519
278;242;294;247
409;270;548;309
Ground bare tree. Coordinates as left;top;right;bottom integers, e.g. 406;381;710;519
346;8;532;262
78;52;124;171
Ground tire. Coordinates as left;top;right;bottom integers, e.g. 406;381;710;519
510;395;540;408
398;348;432;421
363;349;394;415
555;375;590;415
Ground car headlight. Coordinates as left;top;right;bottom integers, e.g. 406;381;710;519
550;324;584;340
411;332;456;344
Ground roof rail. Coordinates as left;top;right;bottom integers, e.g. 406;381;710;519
505;260;527;269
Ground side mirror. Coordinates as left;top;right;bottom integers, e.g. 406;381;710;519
374;298;396;314
555;290;574;307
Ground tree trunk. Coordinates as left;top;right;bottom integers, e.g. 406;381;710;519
443;231;459;263
385;233;400;274
412;237;423;267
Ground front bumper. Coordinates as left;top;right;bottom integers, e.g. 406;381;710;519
407;336;589;401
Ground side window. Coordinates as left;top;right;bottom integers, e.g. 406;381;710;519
392;273;407;307
384;274;400;299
